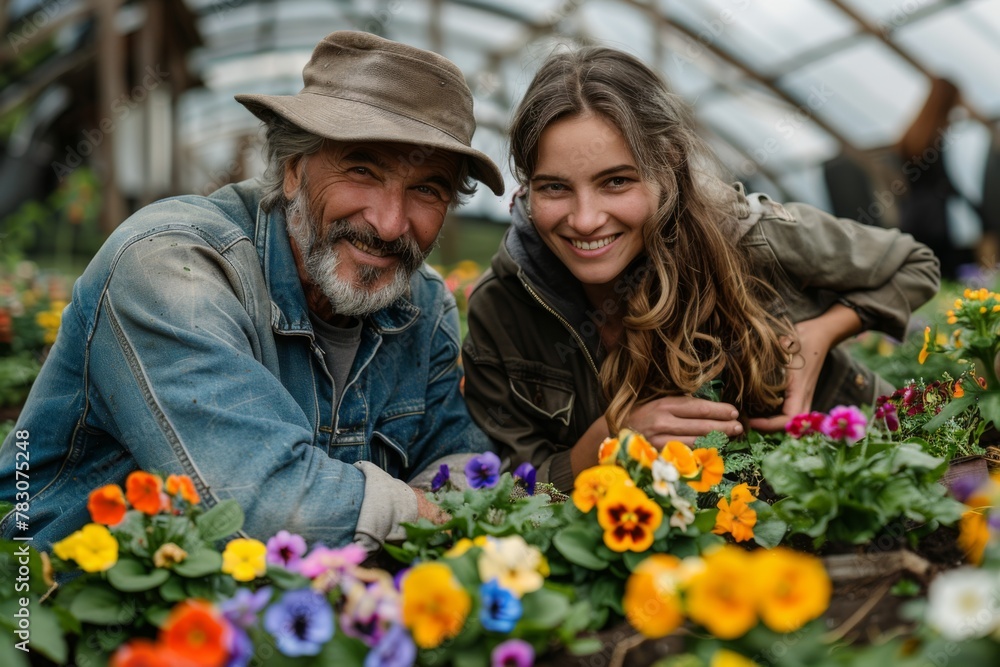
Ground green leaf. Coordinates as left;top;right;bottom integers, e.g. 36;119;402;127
923;395;975;432
265;565;310;591
552;526;608;570
159;575;187;602
750;501;787;549
567;637;604;656
196;500;244;541
0;631;30;667
316;632;369;666
172;548;222;578
519;586;572;630
107;558;171;592
622;550;648;572
69;585;136;625
586;577;624;616
143;604;172;628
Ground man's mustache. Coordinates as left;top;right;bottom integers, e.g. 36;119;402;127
323;219;425;272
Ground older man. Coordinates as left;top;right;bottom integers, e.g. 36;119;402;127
0;31;504;551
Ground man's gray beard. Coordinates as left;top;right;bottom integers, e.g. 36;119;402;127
285;189;431;317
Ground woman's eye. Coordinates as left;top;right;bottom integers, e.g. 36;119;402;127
351;167;371;176
537;183;565;192
607;177;630;188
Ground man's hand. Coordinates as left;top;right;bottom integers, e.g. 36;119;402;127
749;304;862;433
627;395;743;447
413;487;450;524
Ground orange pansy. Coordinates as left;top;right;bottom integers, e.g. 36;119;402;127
87;484;127;526
166;474;200;504
597;437;621;465
753;548;831;633
660;440;698;477
111;639;170;667
623;554;684;638
958;510;989;565
159;600;230;667
126;471;165;515
572;465;632;513
687;448;724;493
625;432;658;469
597;484;663;552
713;484;757;543
686;547;758;639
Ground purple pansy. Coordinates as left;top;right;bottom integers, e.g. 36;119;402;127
431;464;451;492
364;623;416;667
819;405;868;444
491;638;535;667
225;624;254;667
266;530;307;569
263;589;335;657
221;587;272;629
465;451;501;489
479;579;522;633
513;462;536;496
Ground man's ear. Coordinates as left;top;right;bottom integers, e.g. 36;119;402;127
283;157;302;199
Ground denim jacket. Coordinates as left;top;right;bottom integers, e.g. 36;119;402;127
0;179;488;550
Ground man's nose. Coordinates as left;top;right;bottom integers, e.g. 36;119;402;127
369;183;410;242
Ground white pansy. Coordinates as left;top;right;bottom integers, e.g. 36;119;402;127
652;459;680;497
926;568;1000;640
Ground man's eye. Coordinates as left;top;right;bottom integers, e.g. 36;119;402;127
416;185;443;198
351;167;371;176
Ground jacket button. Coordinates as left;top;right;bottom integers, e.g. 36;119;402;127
855;373;866;388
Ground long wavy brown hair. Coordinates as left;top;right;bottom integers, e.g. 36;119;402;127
509;46;793;431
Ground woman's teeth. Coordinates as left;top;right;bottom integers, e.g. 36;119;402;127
570;235;617;250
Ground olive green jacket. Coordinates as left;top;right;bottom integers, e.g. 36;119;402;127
461;185;941;492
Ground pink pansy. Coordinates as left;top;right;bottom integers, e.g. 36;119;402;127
297;543;367;589
819;405;868;444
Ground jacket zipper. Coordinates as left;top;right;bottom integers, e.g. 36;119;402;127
518;276;601;380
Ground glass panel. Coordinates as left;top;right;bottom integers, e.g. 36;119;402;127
895;0;1000;114
780;37;926;148
661;0;855;72
579;0;657;64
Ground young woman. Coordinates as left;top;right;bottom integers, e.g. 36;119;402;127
462;46;940;492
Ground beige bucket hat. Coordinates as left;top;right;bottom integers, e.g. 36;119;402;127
235;31;504;196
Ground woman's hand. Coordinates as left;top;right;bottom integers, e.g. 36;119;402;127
627;395;743;447
748;304;862;433
569;396;741;475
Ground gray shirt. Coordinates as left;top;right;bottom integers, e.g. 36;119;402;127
309;313;363;408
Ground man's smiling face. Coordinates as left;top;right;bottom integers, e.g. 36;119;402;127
282;141;461;318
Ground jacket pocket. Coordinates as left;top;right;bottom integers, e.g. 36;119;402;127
507;360;576;427
372;412;421;477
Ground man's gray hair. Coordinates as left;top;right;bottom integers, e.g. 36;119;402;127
258;114;478;212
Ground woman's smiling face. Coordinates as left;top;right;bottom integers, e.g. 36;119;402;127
529;113;661;294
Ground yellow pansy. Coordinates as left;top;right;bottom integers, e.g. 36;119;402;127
754;548;831;633
221;538;267;582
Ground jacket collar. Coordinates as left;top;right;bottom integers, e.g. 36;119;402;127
248;183;420;335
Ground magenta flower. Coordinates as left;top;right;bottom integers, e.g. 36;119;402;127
820;405;868;444
491;638;535;667
465;451;501;489
266;530;307;569
874;401;900;432
785;411;826;438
